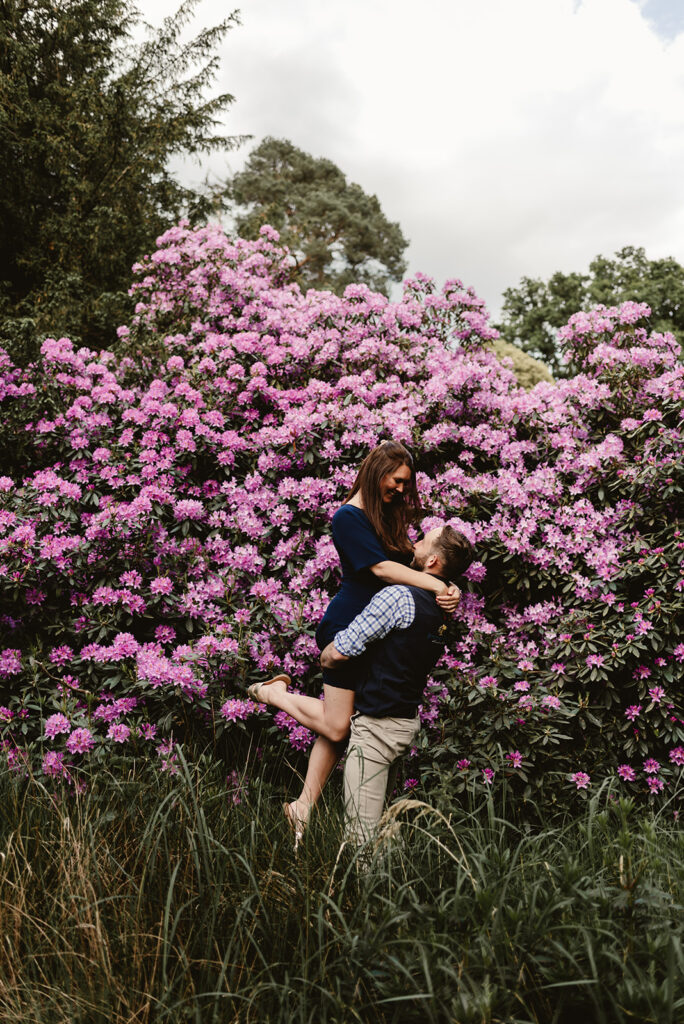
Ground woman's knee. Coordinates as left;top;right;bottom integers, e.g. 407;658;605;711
327;721;351;744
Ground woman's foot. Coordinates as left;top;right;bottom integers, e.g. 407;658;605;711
283;800;310;851
247;673;290;705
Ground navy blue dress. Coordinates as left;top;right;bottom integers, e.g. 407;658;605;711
316;505;412;690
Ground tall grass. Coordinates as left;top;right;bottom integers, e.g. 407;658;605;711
0;756;681;1024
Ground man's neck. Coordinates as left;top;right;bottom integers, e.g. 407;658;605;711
424;570;449;584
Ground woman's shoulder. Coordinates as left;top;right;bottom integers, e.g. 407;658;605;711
332;504;367;522
333;503;366;516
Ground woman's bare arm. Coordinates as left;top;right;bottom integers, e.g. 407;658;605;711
369;559;461;611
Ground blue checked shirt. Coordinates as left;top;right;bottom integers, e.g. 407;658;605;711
333;586;416;657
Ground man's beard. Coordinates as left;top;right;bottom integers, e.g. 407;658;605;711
410;553;426;571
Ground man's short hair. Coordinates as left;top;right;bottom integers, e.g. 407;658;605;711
432;526;474;580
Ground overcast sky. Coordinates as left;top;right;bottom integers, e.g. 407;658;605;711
136;0;684;317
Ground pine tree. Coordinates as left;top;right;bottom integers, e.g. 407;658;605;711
227;137;408;297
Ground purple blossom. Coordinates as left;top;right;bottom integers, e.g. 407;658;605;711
49;645;73;665
220;698;254;722
477;675;498;690
44;713;71;738
107;723;131;743
155;625;176;643
42;750;69;778
173;499;205;521
0;649;21;678
66;727;95;754
571;771;591;790
617;765;636;781
150;577;174;596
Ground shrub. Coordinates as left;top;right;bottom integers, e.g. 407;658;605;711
0;223;681;807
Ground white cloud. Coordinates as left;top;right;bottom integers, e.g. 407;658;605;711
136;0;684;315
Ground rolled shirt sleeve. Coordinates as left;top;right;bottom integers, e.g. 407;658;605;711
333;586;416;657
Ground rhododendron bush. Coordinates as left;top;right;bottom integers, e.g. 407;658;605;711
0;223;682;805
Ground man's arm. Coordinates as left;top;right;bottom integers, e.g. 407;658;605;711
319;586;415;670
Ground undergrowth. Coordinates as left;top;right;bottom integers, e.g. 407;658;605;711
0;755;682;1024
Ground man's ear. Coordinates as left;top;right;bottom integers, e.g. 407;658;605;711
425;553;440;572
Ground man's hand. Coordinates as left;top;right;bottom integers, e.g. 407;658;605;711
320;642;350;670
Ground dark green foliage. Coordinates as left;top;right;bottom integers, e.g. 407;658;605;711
0;0;243;359
497;246;684;375
227;136;409;296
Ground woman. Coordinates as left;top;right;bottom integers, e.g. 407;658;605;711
248;441;459;840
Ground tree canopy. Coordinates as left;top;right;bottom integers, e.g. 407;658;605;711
0;0;244;358
496;246;684;375
226;137;408;296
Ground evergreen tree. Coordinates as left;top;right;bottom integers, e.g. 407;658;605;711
226;137;408;296
497;246;684;375
0;0;243;358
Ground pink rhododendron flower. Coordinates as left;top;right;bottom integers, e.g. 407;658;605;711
107;723;131;743
42;750;69;778
150;577;174;595
0;650;21;677
44;713;71;738
66;727;95;754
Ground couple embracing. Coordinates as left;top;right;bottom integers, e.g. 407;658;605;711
248;441;474;846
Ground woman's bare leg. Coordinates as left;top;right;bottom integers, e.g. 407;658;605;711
255;679;354;744
255;681;355;827
288;733;347;826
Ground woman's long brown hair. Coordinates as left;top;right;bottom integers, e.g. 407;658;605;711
344;441;421;555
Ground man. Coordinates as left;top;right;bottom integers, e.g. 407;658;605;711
320;525;474;844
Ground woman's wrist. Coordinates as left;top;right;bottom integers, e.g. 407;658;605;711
427;574;446;595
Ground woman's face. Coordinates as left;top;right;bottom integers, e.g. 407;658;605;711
379;462;412;504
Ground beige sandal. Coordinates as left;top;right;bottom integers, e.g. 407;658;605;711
247;673;291;703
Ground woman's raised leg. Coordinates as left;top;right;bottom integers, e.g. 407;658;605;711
253;681;355;830
252;678;354;744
